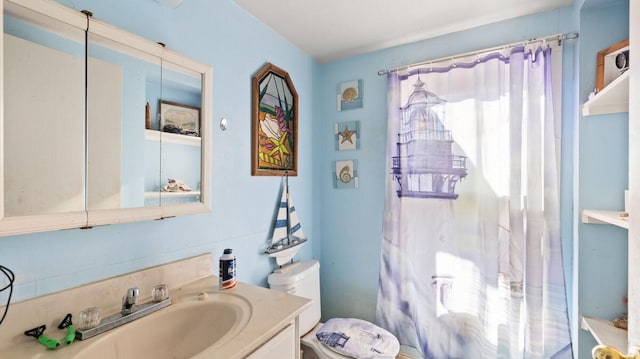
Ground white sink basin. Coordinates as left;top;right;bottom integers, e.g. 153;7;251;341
71;292;251;359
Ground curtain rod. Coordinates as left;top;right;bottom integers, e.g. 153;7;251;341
377;32;578;76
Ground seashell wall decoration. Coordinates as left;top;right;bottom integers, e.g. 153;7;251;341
336;79;363;112
334;160;358;189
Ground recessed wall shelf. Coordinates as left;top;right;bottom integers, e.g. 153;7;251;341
144;191;201;199
578;1;638;355
582;71;629;116
145;129;201;147
581;316;627;353
581;209;629;229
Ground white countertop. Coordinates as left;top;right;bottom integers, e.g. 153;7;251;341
1;275;311;358
187;276;311;358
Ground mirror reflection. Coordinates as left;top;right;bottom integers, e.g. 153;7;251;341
1;0;209;233
157;61;202;206
87;32;163;210
3;3;86;216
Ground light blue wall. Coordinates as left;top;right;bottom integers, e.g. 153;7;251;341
1;2;626;357
576;1;629;358
315;5;578;331
0;0;320;302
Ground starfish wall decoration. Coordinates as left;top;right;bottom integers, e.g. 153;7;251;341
339;126;355;144
335;121;360;151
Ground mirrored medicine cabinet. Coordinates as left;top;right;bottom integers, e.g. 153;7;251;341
1;0;212;236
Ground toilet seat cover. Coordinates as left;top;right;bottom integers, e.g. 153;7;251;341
316;318;400;359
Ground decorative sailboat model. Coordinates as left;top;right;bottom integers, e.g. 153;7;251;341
265;175;307;266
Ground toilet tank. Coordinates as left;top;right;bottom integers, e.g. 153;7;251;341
267;260;321;336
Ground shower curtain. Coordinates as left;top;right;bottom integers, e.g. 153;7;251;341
376;43;572;358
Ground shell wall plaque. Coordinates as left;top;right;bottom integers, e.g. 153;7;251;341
333;160;359;189
335;121;360;151
336;79;363;111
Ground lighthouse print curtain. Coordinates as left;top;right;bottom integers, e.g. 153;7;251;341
376;43;572;358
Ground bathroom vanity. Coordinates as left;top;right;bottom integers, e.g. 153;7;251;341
0;254;311;358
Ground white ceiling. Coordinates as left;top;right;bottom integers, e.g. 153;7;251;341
233;0;574;63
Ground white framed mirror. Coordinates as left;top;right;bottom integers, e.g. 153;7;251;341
0;0;211;235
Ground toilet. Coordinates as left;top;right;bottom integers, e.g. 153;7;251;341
267;260;420;359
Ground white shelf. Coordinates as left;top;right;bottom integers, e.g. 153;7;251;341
583;71;629;116
582;209;629;229
145;129;201;147
581;316;627;352
144;191;201;199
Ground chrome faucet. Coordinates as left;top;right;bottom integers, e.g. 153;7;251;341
121;287;140;315
76;285;171;341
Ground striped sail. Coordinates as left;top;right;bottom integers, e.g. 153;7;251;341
266;178;307;265
272;189;289;243
287;195;306;240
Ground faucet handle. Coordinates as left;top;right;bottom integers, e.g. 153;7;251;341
152;284;169;302
121;287;140;315
125;287;140;303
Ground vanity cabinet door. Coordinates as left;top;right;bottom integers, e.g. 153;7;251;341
246;323;297;359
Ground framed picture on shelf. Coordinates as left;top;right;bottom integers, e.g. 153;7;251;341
595;38;629;93
159;100;200;136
